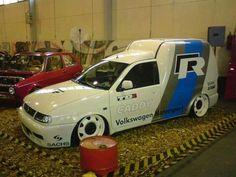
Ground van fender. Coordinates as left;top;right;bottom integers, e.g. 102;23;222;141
78;112;111;134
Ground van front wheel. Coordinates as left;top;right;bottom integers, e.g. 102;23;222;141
191;94;209;117
78;114;105;139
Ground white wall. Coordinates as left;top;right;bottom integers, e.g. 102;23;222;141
113;0;236;40
36;0;105;41
1;0;235;42
0;0;236;75
0;1;29;41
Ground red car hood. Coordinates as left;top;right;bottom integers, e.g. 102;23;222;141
0;69;33;78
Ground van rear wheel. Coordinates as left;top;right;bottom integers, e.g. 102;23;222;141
191;94;209;117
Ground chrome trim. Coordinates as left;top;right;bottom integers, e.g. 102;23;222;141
0;76;25;80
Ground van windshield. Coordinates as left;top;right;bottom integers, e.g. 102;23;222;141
73;60;128;90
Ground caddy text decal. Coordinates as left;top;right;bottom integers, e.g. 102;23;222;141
117;99;155;114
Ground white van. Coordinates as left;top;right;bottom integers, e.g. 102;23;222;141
19;39;218;148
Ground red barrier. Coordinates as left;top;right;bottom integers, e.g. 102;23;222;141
80;136;118;177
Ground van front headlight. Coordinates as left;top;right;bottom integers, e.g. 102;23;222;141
34;112;52;123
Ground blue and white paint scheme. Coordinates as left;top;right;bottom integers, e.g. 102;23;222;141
18;39;218;148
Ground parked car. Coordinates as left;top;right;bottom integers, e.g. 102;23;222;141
224;59;236;100
224;35;236;100
0;51;82;104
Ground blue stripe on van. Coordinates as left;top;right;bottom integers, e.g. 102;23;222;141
163;40;203;119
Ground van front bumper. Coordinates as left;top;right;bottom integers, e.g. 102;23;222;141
18;107;75;148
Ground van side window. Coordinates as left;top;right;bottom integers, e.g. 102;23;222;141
119;61;159;90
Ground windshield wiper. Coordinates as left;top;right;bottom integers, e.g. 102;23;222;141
77;80;96;88
72;79;108;90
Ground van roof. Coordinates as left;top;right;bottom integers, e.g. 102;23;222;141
104;50;155;64
104;39;206;64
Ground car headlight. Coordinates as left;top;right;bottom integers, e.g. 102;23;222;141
9;87;15;95
19;77;25;81
34;112;52;123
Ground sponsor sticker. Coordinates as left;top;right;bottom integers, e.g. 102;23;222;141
47;135;69;147
53;135;63;141
175;53;205;79
117;93;137;101
207;81;216;90
47;142;70;147
116;113;153;126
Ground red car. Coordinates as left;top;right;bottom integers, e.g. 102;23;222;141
0;51;82;104
224;35;236;100
224;59;236;100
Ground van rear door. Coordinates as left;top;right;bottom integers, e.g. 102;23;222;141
159;40;209;119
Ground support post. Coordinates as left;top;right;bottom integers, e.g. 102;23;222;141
104;0;112;40
28;0;37;46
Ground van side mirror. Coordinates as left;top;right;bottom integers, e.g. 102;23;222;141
121;80;133;90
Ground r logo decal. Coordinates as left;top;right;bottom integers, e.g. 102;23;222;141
175;53;205;79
